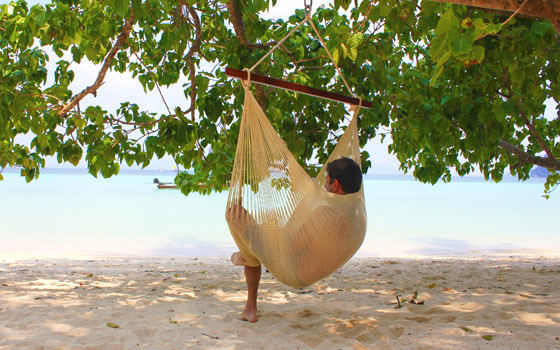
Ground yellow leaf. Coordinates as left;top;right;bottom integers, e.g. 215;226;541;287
106;322;120;328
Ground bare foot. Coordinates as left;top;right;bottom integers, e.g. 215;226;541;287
241;309;258;323
231;252;247;266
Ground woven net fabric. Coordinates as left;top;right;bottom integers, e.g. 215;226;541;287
225;85;367;288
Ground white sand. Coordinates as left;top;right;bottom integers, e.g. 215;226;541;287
0;256;559;349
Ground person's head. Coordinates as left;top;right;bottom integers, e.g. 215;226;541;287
325;157;362;195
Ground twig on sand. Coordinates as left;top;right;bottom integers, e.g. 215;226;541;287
201;332;219;339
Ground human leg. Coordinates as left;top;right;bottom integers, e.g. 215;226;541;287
241;264;261;323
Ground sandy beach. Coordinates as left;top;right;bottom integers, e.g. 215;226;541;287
0;256;559;349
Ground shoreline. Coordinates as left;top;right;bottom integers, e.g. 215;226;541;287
1;256;559;349
2;249;560;263
2;167;549;183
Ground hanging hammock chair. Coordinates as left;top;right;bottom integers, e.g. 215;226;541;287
225;2;369;288
225;85;367;289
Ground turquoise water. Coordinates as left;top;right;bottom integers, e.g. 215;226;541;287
1;170;559;258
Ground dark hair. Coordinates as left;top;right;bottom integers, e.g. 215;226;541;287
326;157;362;194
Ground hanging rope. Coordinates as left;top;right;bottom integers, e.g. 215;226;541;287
247;0;357;100
248;12;312;73
307;20;354;97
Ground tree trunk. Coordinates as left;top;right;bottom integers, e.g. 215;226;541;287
431;0;560;34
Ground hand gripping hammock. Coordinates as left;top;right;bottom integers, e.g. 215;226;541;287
225;1;368;288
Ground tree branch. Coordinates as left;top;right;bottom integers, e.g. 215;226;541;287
108;109;191;127
254;85;268;111
175;3;206;162
184;3;202;61
434;0;560;35
498;139;560;170
181;3;202;122
476;0;529;40
225;0;301;70
502;67;556;161
188;59;197;122
59;13;135;118
295;55;328;65
430;0;560;23
553;19;560;34
225;0;271;49
133;52;172;115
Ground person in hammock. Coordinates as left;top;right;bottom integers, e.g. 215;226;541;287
226;157;363;323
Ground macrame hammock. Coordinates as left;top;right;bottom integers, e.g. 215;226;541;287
225;1;370;289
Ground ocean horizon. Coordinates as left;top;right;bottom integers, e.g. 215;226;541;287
1;168;559;259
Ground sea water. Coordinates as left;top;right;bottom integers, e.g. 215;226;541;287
1;169;559;258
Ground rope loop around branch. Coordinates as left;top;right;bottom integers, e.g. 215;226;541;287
242;68;252;88
350;96;362;116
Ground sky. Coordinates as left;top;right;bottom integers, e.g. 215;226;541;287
6;0;558;175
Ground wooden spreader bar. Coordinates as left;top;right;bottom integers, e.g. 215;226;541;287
225;67;373;109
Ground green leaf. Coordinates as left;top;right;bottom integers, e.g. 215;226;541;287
460;17;473;29
430;65;444;87
106;322;120;328
436;10;457;37
113;0;129;17
436;51;451;68
531;22;551;37
486;23;502;35
348;45;358;61
8;24;18;43
472;17;487;38
481;335;493;341
429;35;447;60
332;47;340;64
450;30;475;56
62;141;83;166
378;1;391;17
467;45;485;65
340;43;349;59
339;0;351;11
346;33;363;61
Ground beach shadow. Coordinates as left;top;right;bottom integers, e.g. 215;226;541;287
407;237;532;257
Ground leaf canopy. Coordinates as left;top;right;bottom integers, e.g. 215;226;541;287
0;0;558;196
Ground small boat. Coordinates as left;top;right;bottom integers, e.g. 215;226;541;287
153;178;178;189
157;183;178;189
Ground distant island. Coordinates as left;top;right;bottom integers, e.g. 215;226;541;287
530;166;552;178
